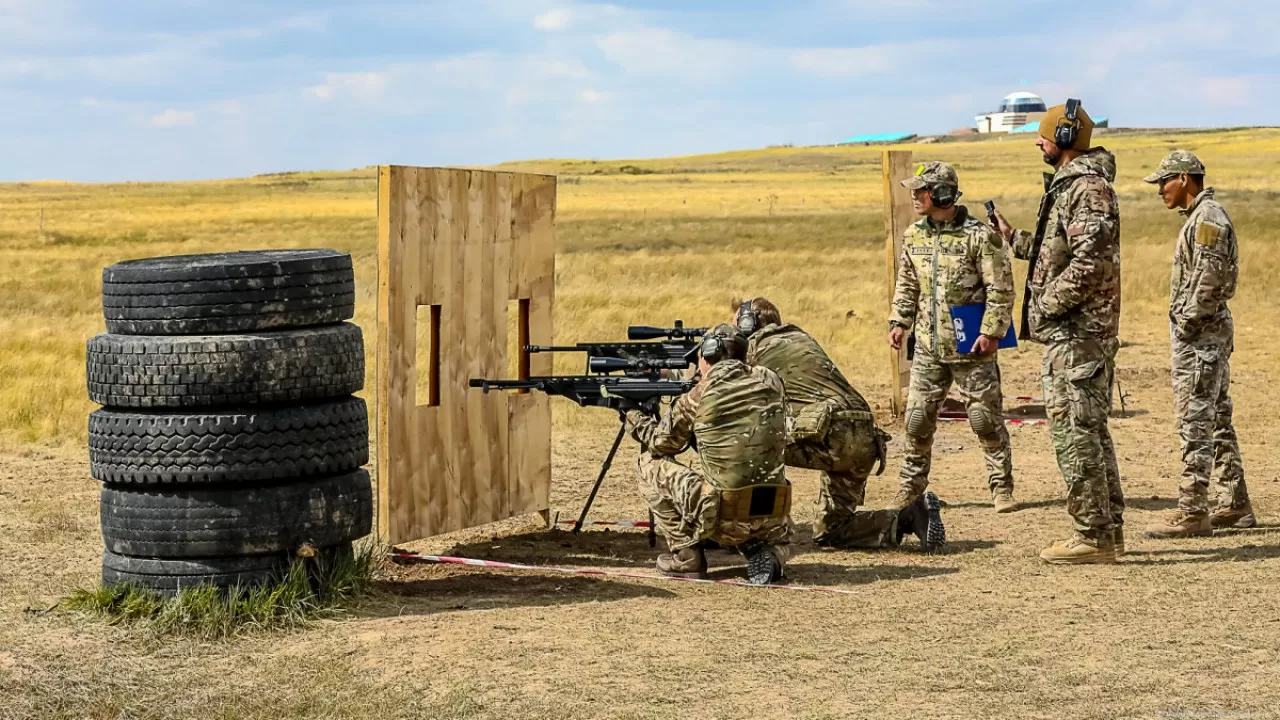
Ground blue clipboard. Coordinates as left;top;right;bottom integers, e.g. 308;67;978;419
950;303;1017;354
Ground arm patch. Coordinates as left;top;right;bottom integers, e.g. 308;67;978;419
1195;221;1222;248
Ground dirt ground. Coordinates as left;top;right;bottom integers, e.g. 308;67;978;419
3;320;1279;720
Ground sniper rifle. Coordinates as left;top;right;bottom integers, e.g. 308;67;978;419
469;375;696;541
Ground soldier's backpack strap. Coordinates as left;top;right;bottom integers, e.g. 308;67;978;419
716;483;792;522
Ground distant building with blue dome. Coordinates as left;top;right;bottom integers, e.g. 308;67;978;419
975;92;1048;133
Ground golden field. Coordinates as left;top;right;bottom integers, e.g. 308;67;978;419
4;128;1280;719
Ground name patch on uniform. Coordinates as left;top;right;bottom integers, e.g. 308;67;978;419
909;246;933;256
1195;221;1222;247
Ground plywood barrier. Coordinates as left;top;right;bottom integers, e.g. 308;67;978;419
376;166;555;545
882;150;915;417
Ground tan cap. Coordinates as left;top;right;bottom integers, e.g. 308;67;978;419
1038;102;1094;151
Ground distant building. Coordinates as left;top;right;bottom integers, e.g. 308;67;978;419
975;92;1047;134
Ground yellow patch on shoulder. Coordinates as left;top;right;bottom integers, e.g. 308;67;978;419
1195;221;1222;247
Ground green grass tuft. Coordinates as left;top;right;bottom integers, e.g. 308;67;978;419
64;542;382;640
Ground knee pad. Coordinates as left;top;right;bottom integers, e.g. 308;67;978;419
967;406;999;438
905;407;934;438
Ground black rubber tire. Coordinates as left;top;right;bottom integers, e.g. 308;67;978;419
101;250;355;335
88;397;369;486
100;470;373;557
86;324;365;409
101;551;290;596
103;249;352;284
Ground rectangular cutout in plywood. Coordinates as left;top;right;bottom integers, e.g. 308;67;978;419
882;150;914;417
376;166;556;545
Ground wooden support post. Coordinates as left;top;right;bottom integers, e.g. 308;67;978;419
882;150;915;417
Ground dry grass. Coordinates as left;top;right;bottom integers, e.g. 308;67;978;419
2;128;1280;718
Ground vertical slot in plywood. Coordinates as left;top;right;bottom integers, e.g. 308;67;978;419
416;304;441;407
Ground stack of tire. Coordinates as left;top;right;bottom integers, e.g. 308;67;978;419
86;249;372;596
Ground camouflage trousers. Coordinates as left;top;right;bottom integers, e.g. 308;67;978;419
1171;325;1249;516
898;347;1014;496
1042;336;1126;541
814;508;905;548
784;417;887;546
636;451;792;551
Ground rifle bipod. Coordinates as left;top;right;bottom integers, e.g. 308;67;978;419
572;421;657;547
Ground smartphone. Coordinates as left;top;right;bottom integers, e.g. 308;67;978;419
984;200;998;226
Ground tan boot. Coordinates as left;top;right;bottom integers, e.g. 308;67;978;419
1039;536;1116;565
885;488;919;511
1143;510;1212;539
656;547;707;578
1210;504;1256;529
992;489;1019;514
1114;526;1125;556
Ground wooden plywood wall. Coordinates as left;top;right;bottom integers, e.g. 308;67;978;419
882;150;914;417
376;166;555;545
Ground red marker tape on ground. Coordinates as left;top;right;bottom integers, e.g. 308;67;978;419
388;551;858;596
939;417;1049;426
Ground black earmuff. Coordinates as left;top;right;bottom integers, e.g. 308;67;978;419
699;335;725;363
1054;98;1081;150
929;184;957;208
735;299;759;335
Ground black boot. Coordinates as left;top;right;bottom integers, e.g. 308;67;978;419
911;491;946;552
740;540;784;585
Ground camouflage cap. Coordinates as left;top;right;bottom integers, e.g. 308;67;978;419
900;161;959;190
1143;150;1206;183
684;322;747;363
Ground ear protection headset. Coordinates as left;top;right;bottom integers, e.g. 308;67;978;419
735;299;759;336
929;183;957;208
699;334;726;363
1054;98;1082;150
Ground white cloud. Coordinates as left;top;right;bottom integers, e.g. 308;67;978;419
149;108;195;128
790;47;893;78
534;9;571;30
303;72;388;103
578;89;609;104
595;27;752;78
1197;75;1255;108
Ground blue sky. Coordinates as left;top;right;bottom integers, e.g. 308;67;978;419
1;0;1275;182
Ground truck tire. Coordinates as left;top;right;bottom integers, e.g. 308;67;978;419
101;551;291;596
86;324;365;409
101;250;355;335
100;470;372;558
88;397;368;486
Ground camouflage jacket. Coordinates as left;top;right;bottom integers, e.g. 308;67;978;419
889;205;1015;363
1170;188;1237;344
627;359;788;491
1010;147;1121;343
745;323;871;416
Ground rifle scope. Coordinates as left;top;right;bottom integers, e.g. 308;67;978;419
627;320;707;341
588;356;689;374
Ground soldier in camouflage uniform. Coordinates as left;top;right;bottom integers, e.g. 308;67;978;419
992;100;1126;564
734;297;942;550
1141;150;1255;538
887;161;1019;514
626;324;793;585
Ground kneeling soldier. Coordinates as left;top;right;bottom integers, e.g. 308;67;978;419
626;323;793;584
1142;150;1255;538
731;297;940;548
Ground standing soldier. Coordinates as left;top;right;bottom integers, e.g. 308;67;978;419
887;161;1018;514
625;324;793;584
734;297;942;550
1141;150;1255;537
992;99;1126;564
